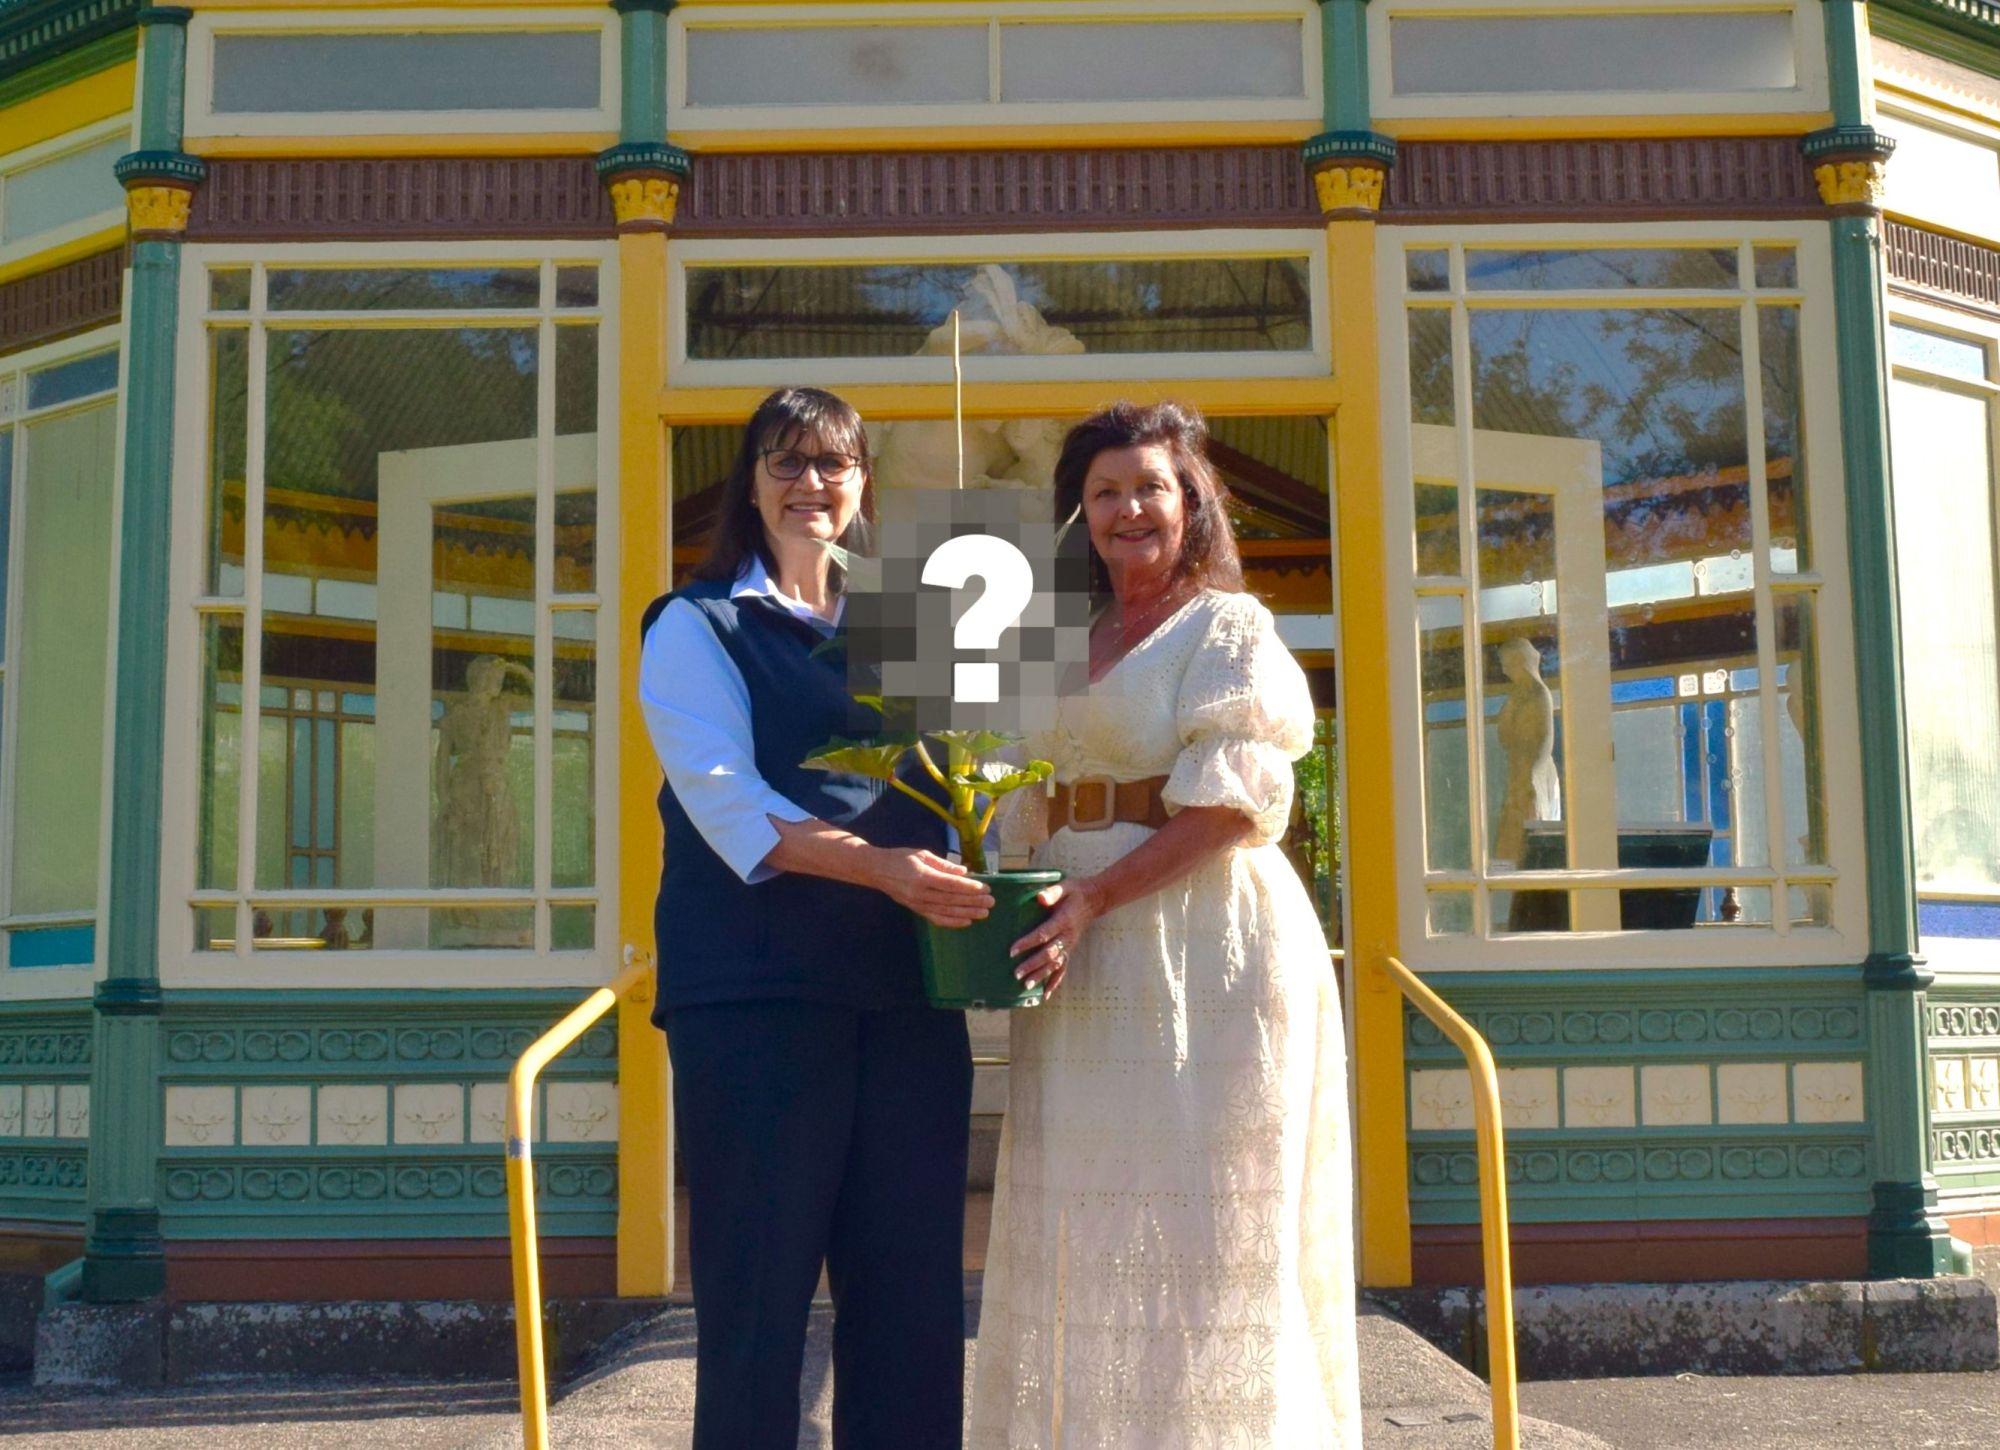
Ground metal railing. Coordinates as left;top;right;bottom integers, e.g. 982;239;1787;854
506;956;653;1450
1381;953;1519;1450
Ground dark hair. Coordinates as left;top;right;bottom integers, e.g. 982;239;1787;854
1052;400;1243;604
693;387;875;588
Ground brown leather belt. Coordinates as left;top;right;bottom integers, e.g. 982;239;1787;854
1047;774;1171;833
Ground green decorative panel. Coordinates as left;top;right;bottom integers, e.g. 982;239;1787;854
1925;987;2000;1191
0;1002;93;1223
1406;970;1874;1224
156;993;617;1240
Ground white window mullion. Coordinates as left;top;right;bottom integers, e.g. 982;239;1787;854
234;271;270;958
1739;287;1790;935
1445;250;1493;937
533;282;557;955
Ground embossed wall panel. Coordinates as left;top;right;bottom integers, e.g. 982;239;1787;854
1887;220;2000;319
0;1004;93;1224
0;249;123;358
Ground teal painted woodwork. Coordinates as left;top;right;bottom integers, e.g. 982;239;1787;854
1317;0;1370;134
618;0;669;143
0;1004;93;1225
134;7;186;155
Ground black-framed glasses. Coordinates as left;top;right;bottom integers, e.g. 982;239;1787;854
761;448;862;483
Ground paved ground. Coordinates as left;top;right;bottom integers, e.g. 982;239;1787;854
1;1326;1997;1447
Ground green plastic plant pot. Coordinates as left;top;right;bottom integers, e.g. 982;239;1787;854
919;869;1064;1010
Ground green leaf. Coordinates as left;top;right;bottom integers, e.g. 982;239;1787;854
926;728;1016;756
945;757;1052;796
801;738;909;781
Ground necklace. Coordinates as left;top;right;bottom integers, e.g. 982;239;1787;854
1104;583;1192;653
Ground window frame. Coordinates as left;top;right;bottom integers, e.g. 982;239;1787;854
1377;220;1866;970
667;228;1334;391
163;241;621;991
0;324;125;1001
667;0;1322;138
1884;293;2000;964
0;117;130;274
182;6;621;144
1369;0;1827;123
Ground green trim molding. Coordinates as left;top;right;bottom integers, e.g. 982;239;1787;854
0;0;139;83
0;25;131;112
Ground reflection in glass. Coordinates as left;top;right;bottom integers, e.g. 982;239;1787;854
556;324;599;594
1890;322;1990;383
208;329;248;595
1761;305;1809;572
555;267;599;309
245;905;534;952
1464;248;1736;292
1427;892;1473;937
194;907;235;953
1890;373;2000;891
1754;247;1798;290
1389;13;1795;96
685;258;1314;360
553;622;596;890
267;268;541;312
25;350;118;410
1407;251;1451;293
551;904;595;951
1776;594;1827;869
199;617;243;892
211;270;252;311
1419;596;1473;874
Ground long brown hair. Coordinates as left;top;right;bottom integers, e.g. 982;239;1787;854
692;387;875;589
1052;400;1244;605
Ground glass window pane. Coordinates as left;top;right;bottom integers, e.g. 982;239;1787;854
1761;305;1810;574
685;258;1314;361
1776;594;1827;868
195;905;236;952
1890;323;1990;383
199;617;243;892
551;903;594;951
1891;374;2000;892
1754;247;1798;290
1419;594;1473;874
10;403;115;918
1001;21;1304;102
1390;13;1796;96
556;325;598;595
212;32;602;114
25;351;118;411
253;328;539;920
553;619;595;890
1465;249;1737;292
685;25;988;108
210;270;252;312
1427;891;1473;937
267;268;540;312
0;135;125;245
7;924;93;968
1476;492;1562;874
1407;251;1451;293
1879;112;2000;240
209;330;248;596
555;267;598;309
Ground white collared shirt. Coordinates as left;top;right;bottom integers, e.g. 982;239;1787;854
639;558;846;884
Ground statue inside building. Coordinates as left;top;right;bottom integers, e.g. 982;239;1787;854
869;264;1083;490
1493;635;1562;866
433;653;532;890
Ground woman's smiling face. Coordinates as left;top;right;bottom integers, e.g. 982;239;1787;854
1082;443;1185;586
751;425;866;550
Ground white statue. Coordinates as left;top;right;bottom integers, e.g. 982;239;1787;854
1493;636;1562;867
433;655;532;889
870;266;1085;491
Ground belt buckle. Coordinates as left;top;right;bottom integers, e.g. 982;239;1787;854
1067;774;1117;832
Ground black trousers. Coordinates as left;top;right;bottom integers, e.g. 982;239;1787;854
662;998;972;1450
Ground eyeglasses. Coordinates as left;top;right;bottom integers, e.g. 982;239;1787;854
760;448;862;483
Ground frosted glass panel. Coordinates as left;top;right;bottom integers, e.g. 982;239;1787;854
1391;13;1796;96
211;32;601;114
1;136;125;244
10;403;115;918
684;26;989;108
1891;376;2000;893
1880;113;2000;239
1002;21;1305;102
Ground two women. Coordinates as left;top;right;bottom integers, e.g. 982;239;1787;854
642;388;1359;1447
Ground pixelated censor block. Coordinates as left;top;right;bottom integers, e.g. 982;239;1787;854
843;486;1092;733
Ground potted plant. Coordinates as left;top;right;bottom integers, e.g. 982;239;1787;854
804;729;1059;1009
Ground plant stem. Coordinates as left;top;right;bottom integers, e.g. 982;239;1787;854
888;776;959;830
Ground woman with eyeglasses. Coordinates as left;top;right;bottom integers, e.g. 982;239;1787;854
638;387;991;1449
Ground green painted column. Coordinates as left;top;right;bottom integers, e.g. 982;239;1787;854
598;0;691;228
83;4;204;1305
1809;0;1955;1279
1305;0;1396;213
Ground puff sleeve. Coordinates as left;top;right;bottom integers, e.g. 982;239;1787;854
1160;593;1316;846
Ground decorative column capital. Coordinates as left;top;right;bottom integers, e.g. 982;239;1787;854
1864;950;1934;993
115;150;205;239
597;142;693;232
1304;130;1397;217
1804;125;1897;209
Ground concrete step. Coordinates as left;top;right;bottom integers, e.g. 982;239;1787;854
465;1299;1613;1449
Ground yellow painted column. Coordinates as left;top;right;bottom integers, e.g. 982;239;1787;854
615;224;673;1297
1327;208;1413;1288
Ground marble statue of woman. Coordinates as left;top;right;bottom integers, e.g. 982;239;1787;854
1493;636;1562;866
870;265;1085;490
433;654;531;889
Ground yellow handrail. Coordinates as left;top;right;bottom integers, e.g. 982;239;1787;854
1380;954;1519;1450
507;958;653;1450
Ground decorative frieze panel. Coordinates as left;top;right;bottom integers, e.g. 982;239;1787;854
1410;1061;1863;1132
160;1005;614;1078
1383;137;1816;221
1926;989;2000;1183
163;1080;614;1150
0;247;123;358
1407;1002;1865;1057
161;1157;614;1209
1887;220;2000;319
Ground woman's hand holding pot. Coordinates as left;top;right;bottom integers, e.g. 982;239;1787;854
1009;880;1102;996
873;848;994;928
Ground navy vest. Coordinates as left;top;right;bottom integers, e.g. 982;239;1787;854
643;580;945;1014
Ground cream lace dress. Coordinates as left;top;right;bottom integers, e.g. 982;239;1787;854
969;589;1361;1450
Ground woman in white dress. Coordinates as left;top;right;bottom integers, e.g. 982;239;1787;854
969;401;1361;1449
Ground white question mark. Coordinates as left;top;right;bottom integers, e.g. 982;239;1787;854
921;534;1036;704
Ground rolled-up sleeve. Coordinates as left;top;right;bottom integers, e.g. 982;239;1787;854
639;601;812;883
